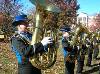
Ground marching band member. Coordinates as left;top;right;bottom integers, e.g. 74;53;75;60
60;25;78;74
86;36;93;67
10;15;53;74
93;32;99;60
76;33;87;73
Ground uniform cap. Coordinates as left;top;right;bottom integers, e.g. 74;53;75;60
12;15;29;26
60;25;71;32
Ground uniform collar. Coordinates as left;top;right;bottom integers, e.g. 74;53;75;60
16;31;28;35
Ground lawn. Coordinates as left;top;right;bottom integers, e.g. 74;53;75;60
0;42;100;74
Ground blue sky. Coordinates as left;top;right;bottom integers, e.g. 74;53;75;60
19;0;100;15
19;0;35;14
78;0;100;15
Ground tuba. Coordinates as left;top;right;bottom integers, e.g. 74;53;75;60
65;24;90;62
69;24;90;46
29;0;60;70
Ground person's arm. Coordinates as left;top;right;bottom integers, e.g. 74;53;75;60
62;37;72;52
11;36;44;57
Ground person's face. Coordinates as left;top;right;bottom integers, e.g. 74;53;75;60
17;22;29;32
62;31;69;38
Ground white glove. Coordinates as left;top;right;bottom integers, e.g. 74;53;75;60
41;37;53;46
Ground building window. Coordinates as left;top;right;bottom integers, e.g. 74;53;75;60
78;17;82;22
83;17;86;22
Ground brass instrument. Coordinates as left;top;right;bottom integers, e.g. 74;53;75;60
91;31;100;50
69;24;90;46
29;0;60;70
65;24;90;62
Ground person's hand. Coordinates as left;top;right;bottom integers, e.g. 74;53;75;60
41;37;53;46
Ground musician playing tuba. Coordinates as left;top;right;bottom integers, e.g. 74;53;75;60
60;25;78;74
10;15;54;74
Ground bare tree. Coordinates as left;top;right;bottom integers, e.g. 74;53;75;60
94;13;100;31
0;0;22;38
89;13;100;32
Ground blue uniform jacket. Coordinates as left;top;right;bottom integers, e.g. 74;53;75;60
62;37;70;57
10;31;44;64
62;37;78;62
